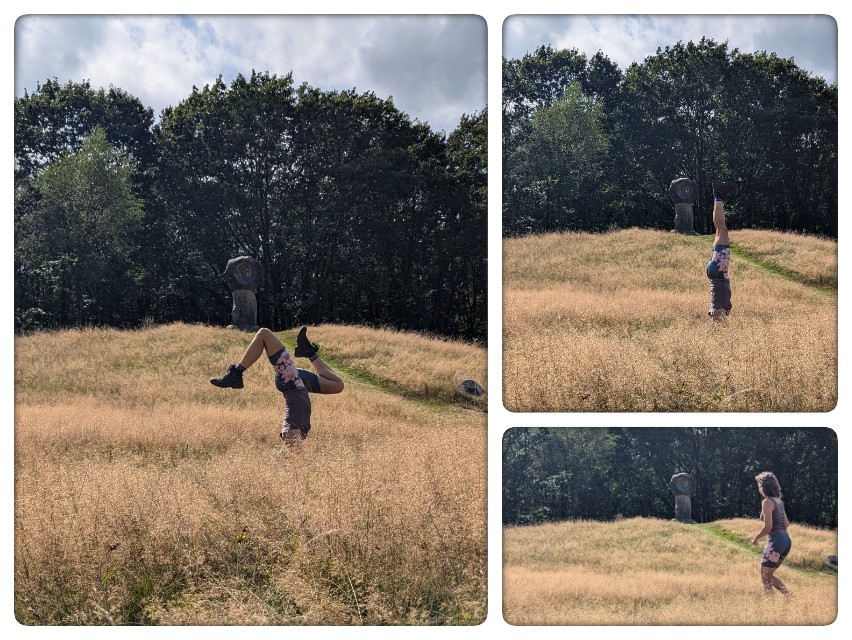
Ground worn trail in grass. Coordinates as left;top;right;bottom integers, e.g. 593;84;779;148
278;328;486;413
694;235;837;294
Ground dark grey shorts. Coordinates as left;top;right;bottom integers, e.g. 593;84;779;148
708;277;732;315
274;368;320;394
761;534;792;568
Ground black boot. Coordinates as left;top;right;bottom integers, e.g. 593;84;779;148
210;364;244;389
294;326;319;358
712;180;738;201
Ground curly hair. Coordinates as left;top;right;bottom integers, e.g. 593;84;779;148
755;471;783;498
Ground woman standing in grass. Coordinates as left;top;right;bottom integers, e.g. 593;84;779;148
750;471;792;597
707;181;737;319
210;326;344;444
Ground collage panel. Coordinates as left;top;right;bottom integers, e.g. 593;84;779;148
8;5;846;636
13;14;487;626
501;15;838;412
502;427;838;626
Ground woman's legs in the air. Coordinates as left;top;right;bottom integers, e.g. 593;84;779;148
237;328;286;369
210;327;287;388
310;355;344;394
211;326;345;394
713;198;730;245
295;326;344;394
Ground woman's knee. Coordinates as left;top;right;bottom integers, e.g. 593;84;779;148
258;327;283;345
319;377;344;394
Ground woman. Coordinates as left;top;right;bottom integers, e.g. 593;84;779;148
707;181;737;319
750;471;792;597
210;325;344;444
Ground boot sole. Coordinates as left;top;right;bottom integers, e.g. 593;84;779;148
210;380;244;389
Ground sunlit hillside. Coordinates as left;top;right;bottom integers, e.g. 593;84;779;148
503;228;837;412
503;517;837;625
15;323;487;625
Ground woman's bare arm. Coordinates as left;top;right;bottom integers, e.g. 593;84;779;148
751;498;774;545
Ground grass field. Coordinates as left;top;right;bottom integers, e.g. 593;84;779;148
503;228;837;412
14;323;487;625
503;517;837;625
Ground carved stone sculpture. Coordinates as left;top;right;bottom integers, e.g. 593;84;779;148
668;177;697;234
669;472;697;523
222;256;264;332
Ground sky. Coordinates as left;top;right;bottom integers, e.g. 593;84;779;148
503;14;838;83
14;14;487;135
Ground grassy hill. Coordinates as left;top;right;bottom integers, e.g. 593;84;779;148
503;517;837;625
503;228;837;411
14;323;486;625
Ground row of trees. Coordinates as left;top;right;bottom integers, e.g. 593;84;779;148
503;39;838;237
15;73;487;341
503;428;837;528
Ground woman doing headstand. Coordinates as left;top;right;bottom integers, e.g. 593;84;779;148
210;326;344;444
707;181;737;319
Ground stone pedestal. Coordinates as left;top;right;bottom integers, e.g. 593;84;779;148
228;289;259;332
222;256;264;332
668;178;698;235
674;495;693;523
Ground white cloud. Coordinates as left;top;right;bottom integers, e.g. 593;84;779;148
503;15;837;83
15;14;487;134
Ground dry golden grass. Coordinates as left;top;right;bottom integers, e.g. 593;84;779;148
503;517;837;626
733;229;838;287
284;324;487;409
503;228;837;411
15;323;486;625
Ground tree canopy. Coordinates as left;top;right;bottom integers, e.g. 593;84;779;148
15;73;487;341
503;428;837;528
503;40;837;237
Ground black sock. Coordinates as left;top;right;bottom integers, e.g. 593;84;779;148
234;364;246;373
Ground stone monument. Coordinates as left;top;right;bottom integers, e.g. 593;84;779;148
223;256;264;332
669;472;697;523
668;177;698;234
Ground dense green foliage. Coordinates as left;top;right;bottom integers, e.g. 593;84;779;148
15;74;486;341
503;428;837;528
17;129;144;327
503;40;837;237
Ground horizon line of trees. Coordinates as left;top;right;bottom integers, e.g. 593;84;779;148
503;428;837;529
503;38;838;238
15;72;487;342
